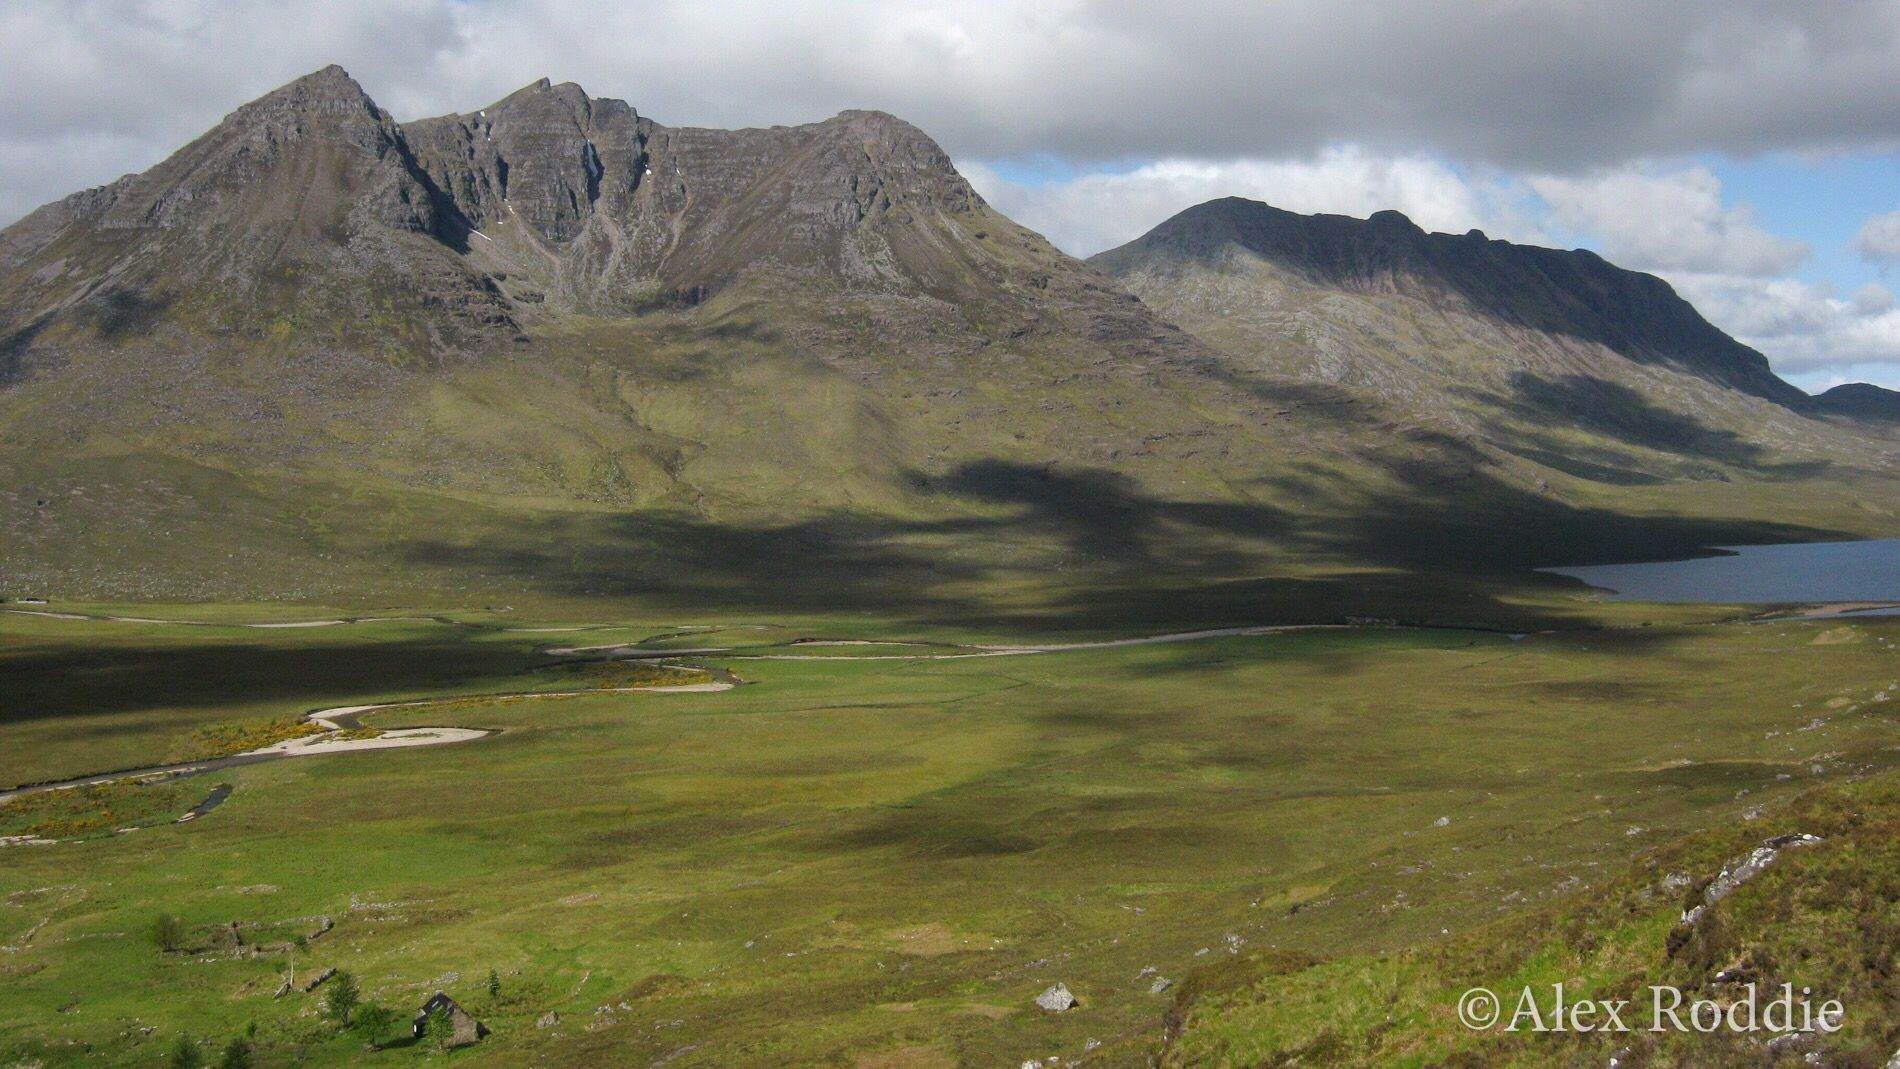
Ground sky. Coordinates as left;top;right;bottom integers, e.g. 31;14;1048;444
3;1;1900;391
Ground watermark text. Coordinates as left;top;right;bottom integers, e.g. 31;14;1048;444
1458;983;1843;1035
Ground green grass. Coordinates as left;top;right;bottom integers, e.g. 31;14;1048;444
2;606;1897;1066
0;778;206;840
530;660;712;689
0;612;561;786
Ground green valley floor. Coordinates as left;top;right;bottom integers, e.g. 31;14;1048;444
2;600;1897;1067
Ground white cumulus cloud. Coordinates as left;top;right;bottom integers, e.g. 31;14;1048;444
1529;167;1808;276
965;148;1544;258
1672;273;1900;381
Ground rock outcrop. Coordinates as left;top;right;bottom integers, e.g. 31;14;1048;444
1681;833;1822;927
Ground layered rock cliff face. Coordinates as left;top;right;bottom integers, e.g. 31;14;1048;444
399;83;1041;317
404;82;995;311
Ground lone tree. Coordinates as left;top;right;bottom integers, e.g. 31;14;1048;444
424;1002;455;1051
151;914;186;953
324;971;360;1025
216;1036;253;1069
487;968;501;999
167;1034;202;1069
355;1004;397;1048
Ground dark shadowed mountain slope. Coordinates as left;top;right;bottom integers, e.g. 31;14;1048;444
1816;381;1900;421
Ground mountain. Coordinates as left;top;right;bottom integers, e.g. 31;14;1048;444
0;73;1895;614
1089;197;1888;489
1089;197;1803;403
1816;381;1900;421
0;68;1370;611
0;66;1149;362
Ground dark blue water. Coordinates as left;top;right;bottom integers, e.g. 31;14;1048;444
1543;538;1900;604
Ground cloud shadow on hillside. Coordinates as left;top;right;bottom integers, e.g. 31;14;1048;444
395;455;1849;634
1457;373;1831;482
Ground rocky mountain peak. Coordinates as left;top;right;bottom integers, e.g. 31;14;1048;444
253;63;376;109
174;63;396;165
79;63;418;236
831;108;928;141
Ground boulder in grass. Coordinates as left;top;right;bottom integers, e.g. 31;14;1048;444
1035;983;1077;1013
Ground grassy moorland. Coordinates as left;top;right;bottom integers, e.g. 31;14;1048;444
2;602;1897;1067
1163;771;1900;1068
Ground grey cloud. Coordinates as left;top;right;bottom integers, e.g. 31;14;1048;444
7;0;1900;225
1857;208;1900;263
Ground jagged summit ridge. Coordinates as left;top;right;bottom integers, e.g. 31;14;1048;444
395;74;996;309
404;76;647;245
0;65;1012;354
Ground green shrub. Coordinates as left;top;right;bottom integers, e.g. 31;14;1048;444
324;971;360;1024
151;914;186;953
355;1004;397;1048
215;1036;253;1069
